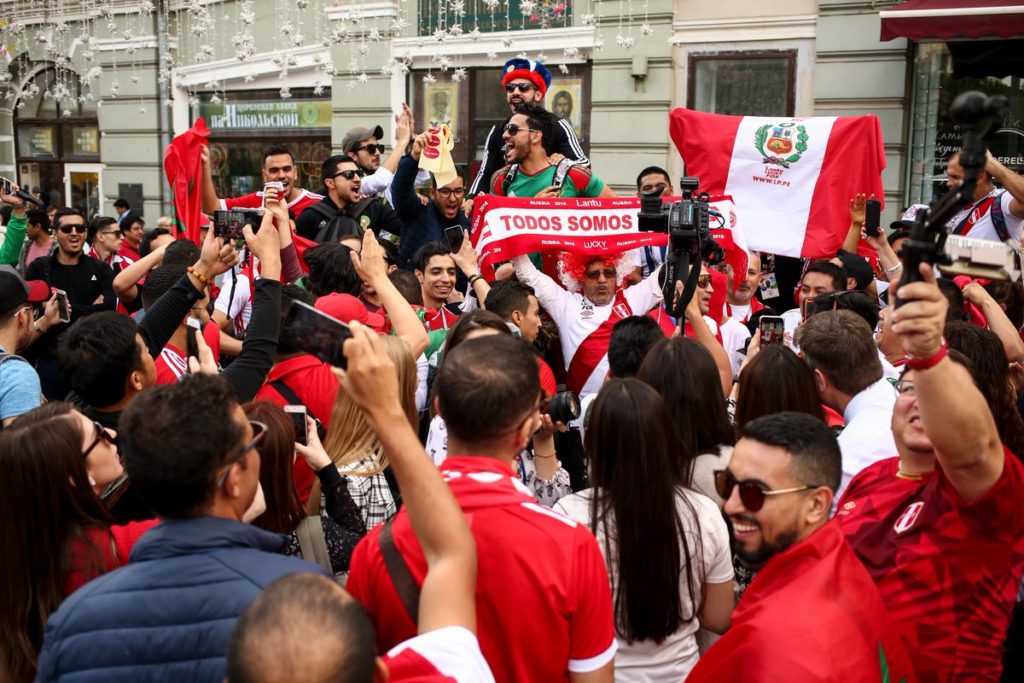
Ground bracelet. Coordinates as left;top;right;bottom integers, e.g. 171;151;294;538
905;341;948;371
468;273;485;286
534;451;557;459
885;263;903;275
187;266;210;284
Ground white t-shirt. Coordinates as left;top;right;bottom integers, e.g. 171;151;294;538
836;377;897;503
213;269;252;335
718;317;751;379
554;487;734;682
947;188;1023;243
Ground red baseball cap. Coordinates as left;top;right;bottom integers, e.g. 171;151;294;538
314;293;387;333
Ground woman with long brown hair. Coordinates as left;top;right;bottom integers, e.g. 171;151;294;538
0;402;156;682
306;335;418;529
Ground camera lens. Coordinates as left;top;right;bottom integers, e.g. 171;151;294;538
544;391;581;424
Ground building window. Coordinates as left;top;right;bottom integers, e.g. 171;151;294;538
412;64;590;181
907;40;1024;205
688;51;796;117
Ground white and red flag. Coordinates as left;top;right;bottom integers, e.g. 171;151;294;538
669;109;885;258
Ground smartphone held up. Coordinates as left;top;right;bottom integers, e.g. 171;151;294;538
281;301;354;369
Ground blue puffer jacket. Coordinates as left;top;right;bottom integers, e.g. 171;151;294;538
35;516;329;683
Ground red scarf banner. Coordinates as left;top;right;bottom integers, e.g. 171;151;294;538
163;118;211;246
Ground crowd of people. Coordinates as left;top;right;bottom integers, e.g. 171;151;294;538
1;56;1023;683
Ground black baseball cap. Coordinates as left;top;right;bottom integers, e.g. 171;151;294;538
0;265;49;312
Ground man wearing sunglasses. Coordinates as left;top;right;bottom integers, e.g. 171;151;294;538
25;208;117;400
836;265;1024;682
35;372;330;683
465;58;590;213
341;104;422;205
296;155;403;244
689;411;914;681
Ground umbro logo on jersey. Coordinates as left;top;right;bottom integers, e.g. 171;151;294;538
893;501;924;535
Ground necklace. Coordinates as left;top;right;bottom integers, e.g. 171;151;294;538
895;460;923;480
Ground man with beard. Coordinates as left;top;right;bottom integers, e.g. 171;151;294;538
687;412;914;682
392;131;471;269
295;155;403;244
836;264;1024;682
201;145;322;220
465;58;589;211
25;208;116;399
488;105;613;200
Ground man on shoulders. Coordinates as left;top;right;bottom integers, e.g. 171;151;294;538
393;131;472;269
466;58;589;208
688;412;914;682
489;104;613;200
35;373;329;683
836;263;1024;682
795;310;896;500
945;149;1024;243
226;324;494;683
347;334;616;683
295;155;403;244
201;144;323;220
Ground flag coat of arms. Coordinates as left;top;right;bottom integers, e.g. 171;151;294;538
670;108;886;258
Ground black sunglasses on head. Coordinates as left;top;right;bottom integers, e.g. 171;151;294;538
714;469;816;512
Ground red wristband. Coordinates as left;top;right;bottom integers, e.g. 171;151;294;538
905;341;948;371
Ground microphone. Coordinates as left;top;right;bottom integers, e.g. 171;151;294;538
0;177;45;209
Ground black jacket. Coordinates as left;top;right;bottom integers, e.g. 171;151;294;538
468;114;589;197
295;195;403;243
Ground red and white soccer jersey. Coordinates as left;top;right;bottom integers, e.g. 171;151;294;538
347;456;617;683
383;626;495;683
511;254;663;397
220;188;323;219
153;323;222;386
836;449;1024;682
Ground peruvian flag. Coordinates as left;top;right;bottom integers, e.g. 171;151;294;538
708;195;749;292
670;109;885;259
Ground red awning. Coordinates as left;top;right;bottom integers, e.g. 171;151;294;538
880;0;1024;41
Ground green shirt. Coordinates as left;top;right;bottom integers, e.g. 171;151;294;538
0;213;26;267
503;164;604;199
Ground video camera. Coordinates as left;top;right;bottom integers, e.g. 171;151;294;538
896;91;1020;304
637;177;722;317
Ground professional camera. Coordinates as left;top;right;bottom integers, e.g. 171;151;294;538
637;176;721;316
212;209;262;241
897;91;1018;303
544;391;581;425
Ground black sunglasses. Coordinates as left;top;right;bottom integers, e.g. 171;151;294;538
354;144;385;155
216;421;267;488
331;169;365;181
503;123;538;136
58;223;87;234
100;229;123;238
714;468;815;512
505;83;536;93
83;421;117;459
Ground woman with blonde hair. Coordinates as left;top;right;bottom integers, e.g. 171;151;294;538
305;335;418;529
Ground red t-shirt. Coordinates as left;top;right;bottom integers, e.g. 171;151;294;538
222;188;323;219
836;450;1024;682
423;305;460;332
347;456;617;683
255;354;340;502
65;520;158;596
383;627;495;683
153;324;221;386
537;357;557;397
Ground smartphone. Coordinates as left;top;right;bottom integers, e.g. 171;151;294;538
54;289;71;323
0;177;12;196
759;315;785;345
281;300;353;368
444;225;465;253
865;199;882;238
213;209;261;241
284;405;308;446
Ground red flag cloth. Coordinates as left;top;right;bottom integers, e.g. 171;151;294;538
291;233;316;274
952;274;989;328
707;196;750;292
163;118;210;245
670;108;885;259
688;521;915;683
708;267;727;325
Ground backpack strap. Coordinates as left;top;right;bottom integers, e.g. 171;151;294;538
378;519;420;625
501;164;519;196
295;516;333;573
269;378;327;440
345;195;378;222
550;158;579;191
991;190;1011;242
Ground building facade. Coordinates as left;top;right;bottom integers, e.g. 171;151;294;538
1;0;1021;226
